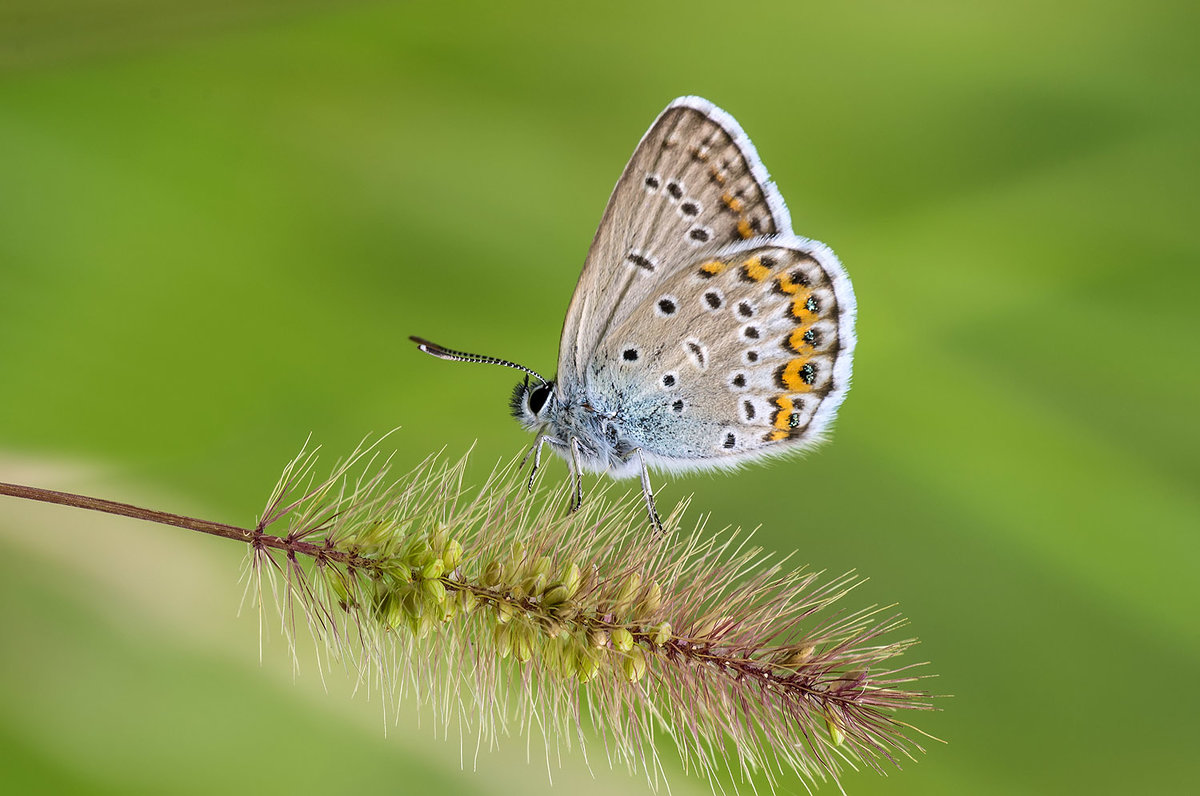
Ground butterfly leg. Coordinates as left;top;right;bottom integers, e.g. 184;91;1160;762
520;433;554;491
636;450;664;535
567;436;585;513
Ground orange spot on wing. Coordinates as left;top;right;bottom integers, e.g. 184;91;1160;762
777;272;803;295
709;165;727;185
791;292;818;324
788;326;814;353
767;430;789;442
780;359;814;393
742;256;770;282
737;218;754;239
772;396;795;431
721;192;744;213
700;259;727;277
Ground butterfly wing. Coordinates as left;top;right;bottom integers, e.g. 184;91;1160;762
557;96;793;386
584;238;856;470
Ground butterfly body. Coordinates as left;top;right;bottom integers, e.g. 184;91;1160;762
416;96;856;529
511;382;641;477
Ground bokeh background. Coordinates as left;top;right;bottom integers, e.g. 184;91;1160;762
2;1;1197;794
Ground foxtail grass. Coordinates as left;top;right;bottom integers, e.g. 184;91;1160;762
246;436;936;791
0;435;937;792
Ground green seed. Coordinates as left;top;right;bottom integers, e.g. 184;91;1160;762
441;539;463;572
575;649;600;683
410;540;436;569
560;562;581;597
513;626;534;663
525;572;548;597
542;585;570;607
383;562;412;584
380;591;405;629
613;572;642;607
824;709;845;746
359;520;392;549
635;581;662;617
406;609;429;638
481;560;502;588
575;565;596;600
622;647;647;682
611;573;642;618
778;644;816;669
429;525;449;554
544;639;568;677
326;571;350;602
692;616;728;639
422;558;445;580
551;602;579;621
422;578;446;604
494;624;512;659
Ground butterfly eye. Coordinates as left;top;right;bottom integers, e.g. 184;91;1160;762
528;384;551;415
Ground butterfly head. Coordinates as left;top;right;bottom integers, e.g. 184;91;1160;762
510;376;558;431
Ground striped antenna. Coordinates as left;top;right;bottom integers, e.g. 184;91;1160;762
410;336;548;385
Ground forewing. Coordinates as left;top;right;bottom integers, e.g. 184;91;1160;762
557;96;792;385
584;238;857;469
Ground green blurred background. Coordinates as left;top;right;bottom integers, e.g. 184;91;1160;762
1;1;1197;793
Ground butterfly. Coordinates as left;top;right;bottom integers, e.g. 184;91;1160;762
412;96;856;532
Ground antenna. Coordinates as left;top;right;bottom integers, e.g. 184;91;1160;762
410;336;548;385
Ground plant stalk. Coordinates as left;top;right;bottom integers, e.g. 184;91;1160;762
0;481;395;565
0;481;333;561
0;481;252;539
